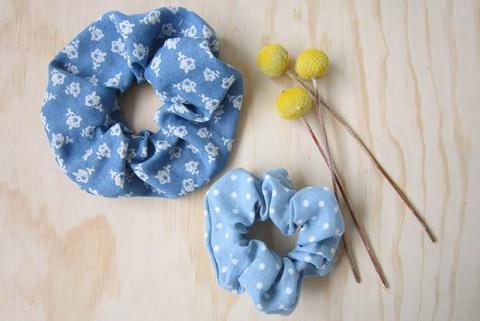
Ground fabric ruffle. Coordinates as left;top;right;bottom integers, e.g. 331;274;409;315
41;7;243;197
204;168;344;315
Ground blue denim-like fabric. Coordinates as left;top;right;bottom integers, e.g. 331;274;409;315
204;168;344;315
41;7;243;198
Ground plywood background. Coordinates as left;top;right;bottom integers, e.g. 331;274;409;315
1;0;479;320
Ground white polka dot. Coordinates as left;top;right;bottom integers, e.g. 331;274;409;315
249;212;255;218
204;210;207;216
226;284;233;290
303;200;310;207
269;208;275;214
232;208;239;214
297;219;304;225
215;206;220;213
286;287;292;294
279;304;286;310
232;289;238;294
304;255;312;262
231;258;239;265
260;245;267;251
276;264;281;270
308;236;316;242
284;187;290;192
318;200;325;207
272;190;277;197
204;232;208;238
323;186;330;191
231;174;238;181
213;189;220;196
216;222;223;229
247;177;253;182
330;247;335;254
256;303;263;310
246;193;252;200
288;268;294;275
225;232;229;239
231;192;237;198
335;228;341;235
300;226;306;232
334;206;339;212
213;245;220;252
256;282;263;290
221;266;228;273
259;263;266;270
323;223;329;230
265;174;271;179
316;251;324;256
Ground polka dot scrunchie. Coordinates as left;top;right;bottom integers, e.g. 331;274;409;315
204;168;345;315
41;7;243;198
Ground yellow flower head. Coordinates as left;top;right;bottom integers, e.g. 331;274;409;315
295;49;329;80
256;44;290;78
276;87;313;120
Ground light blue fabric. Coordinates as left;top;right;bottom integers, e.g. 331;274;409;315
204;168;345;315
41;7;243;198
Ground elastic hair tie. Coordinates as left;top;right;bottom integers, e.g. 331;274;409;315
41;7;243;198
204;168;344;315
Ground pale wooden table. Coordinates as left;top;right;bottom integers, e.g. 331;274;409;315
1;0;479;320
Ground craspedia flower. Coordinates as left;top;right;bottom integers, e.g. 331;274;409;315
295;49;329;80
256;44;290;78
276;87;313;120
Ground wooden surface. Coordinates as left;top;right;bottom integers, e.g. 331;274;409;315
1;0;479;320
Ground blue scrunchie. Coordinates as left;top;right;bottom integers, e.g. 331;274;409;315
41;7;243;198
204;168;344;315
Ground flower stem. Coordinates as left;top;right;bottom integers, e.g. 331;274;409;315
288;72;436;243
312;79;336;194
341;231;362;283
302;117;389;288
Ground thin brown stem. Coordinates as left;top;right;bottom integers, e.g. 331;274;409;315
288;72;436;243
286;71;310;90
341;231;362;283
319;99;436;242
302;117;390;288
312;79;337;194
309;80;360;283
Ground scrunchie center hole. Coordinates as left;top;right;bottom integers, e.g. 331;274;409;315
119;82;161;134
247;220;298;257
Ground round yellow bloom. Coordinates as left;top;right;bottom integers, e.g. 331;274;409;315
256;44;290;78
276;87;313;120
295;49;329;80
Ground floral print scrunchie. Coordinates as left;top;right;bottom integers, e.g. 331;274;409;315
41;7;243;198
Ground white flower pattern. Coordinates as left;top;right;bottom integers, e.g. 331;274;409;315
132;43;148;60
89;26;104;41
177;52;196;73
65;82;80;97
73;167;95;183
66;109;82;129
91;48;107;70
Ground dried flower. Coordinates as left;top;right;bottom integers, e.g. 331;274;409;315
275;87;313;119
295;49;329;80
256;44;289;78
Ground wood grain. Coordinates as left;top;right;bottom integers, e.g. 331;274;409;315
0;0;479;320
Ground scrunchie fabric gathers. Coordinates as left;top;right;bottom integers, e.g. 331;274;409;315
204;168;345;315
41;7;243;198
